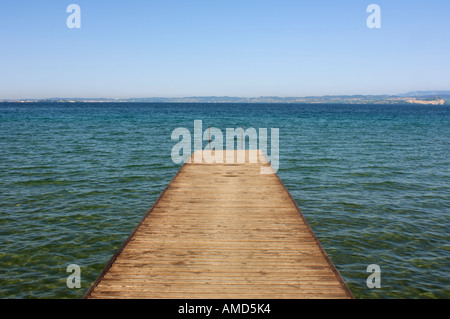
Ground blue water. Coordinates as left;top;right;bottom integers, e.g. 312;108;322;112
0;103;449;299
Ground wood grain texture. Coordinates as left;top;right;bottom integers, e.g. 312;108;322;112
84;150;353;299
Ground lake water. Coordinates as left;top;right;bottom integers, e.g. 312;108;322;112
0;102;449;298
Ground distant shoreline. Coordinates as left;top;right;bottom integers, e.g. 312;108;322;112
2;91;450;105
1;95;448;105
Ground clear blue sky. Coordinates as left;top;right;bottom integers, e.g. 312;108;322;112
1;0;449;99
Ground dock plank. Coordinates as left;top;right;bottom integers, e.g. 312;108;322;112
84;150;353;299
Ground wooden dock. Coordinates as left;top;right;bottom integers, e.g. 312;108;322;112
84;150;353;299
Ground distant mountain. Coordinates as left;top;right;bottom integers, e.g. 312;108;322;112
399;91;450;97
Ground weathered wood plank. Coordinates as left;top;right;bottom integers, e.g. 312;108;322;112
84;150;353;299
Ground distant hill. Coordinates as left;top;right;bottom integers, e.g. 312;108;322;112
399;91;450;97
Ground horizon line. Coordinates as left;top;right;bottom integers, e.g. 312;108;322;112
2;90;450;101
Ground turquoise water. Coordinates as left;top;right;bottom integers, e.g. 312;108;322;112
0;103;449;299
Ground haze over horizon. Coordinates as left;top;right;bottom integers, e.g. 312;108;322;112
1;0;450;99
